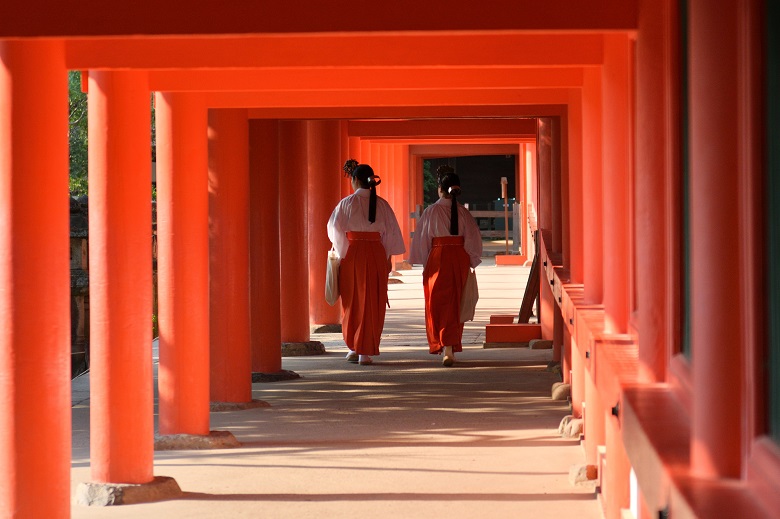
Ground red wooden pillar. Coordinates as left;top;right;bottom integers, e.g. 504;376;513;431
521;143;535;259
635;0;677;383
361;140;372;165
279;121;311;343
249;120;282;373
570;335;584;418
584;353;606;466
537;119;555;342
537;119;553;234
88;70;153;483
155;92;210;435
208;109;251;403
582;68;604;305
567;91;585;284
342;124;356;197
689;0;742;479
308;119;342;326
601;34;633;334
606;413;631;518
0;40;70;517
344;135;361;197
551;117;563;254
396;145;411;258
560;113;571;269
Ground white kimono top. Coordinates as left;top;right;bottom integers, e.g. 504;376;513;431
409;198;483;269
327;188;406;259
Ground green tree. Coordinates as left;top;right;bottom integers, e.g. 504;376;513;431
68;71;89;196
67;72;158;199
423;159;437;205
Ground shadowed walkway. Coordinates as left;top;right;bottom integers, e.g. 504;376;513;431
70;256;599;518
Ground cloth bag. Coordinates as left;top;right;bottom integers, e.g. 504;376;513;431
325;248;340;306
460;268;479;322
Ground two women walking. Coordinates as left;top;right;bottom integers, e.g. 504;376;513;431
328;161;482;367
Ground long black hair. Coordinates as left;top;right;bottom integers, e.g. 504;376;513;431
437;165;462;235
344;159;381;223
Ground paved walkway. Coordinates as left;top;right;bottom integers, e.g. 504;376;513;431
70;257;599;518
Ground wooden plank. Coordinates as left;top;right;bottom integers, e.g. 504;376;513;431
518;230;539;323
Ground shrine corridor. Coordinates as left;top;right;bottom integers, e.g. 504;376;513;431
70;257;598;518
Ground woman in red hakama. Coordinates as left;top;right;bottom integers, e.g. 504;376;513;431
410;166;483;366
327;161;405;365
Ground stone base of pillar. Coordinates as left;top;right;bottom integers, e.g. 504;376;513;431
546;360;562;374
76;476;182;506
252;369;301;383
568;464;598;489
154;430;240;451
311;323;342;334
552;382;571;401
282;341;325;356
529;338;554;349
209;399;271;412
394;260;412;271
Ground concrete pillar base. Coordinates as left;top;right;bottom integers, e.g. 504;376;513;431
76;476;182;506
252;369;301;383
568;464;598;489
546;360;562;374
154;430;240;451
311;323;342;334
529;338;554;349
209;399;271;412
560;417;584;439
282;341;325;356
388;276;403;284
552;382;571;401
394;260;412;270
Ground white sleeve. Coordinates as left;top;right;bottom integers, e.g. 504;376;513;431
409;207;431;266
327;201;350;259
460;206;483;268
380;200;406;256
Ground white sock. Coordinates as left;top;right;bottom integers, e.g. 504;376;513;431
359;355;371;362
346;350;356;358
444;346;454;357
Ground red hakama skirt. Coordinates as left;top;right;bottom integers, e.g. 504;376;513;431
339;231;388;355
423;236;470;354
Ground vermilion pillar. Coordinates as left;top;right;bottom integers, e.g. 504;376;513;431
249;120;282;373
208;109;252;403
583;357;606;466
536;119;553;233
570;335;584;418
635;0;677;383
88;70;153;483
601;34;632;334
0;40;70;517
689;0;742;479
537;119;555;342
567;92;585;283
308;119;342;326
582;67;604;304
397;145;411;257
155;92;210;435
279;120;311;342
550;117;563;254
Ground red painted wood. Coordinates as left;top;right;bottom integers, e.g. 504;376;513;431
279;121;312;343
307;120;343;326
156;91;211;435
0;39;70;517
208;109;252;403
249;120;283;373
88;70;154;483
